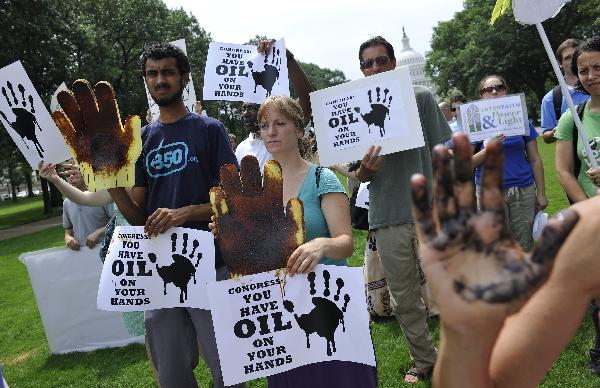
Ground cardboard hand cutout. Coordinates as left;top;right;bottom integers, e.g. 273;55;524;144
52;80;142;191
210;156;305;276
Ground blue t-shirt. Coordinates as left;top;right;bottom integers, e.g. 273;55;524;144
297;165;348;266
540;87;590;132
474;122;538;189
135;113;238;267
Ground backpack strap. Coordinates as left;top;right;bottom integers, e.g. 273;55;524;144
572;100;587;178
552;85;562;122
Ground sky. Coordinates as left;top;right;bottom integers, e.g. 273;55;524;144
163;0;465;81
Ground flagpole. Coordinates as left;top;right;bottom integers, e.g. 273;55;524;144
535;22;598;168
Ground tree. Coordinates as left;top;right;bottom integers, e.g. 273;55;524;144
426;0;600;121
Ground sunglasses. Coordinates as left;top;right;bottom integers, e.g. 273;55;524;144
360;56;390;69
450;107;457;112
480;84;506;95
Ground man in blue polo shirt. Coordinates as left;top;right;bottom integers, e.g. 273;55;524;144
541;38;590;143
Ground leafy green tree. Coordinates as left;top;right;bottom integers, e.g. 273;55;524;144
426;0;600;121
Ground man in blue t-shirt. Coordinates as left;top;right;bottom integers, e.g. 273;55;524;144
541;38;590;143
110;43;243;388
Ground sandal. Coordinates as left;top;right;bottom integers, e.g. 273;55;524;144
404;364;433;384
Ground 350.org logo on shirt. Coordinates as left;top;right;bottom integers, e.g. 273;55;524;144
146;140;189;178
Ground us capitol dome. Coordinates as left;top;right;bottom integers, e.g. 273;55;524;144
396;27;437;95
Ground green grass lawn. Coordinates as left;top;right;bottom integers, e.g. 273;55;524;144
0;196;61;230
1;139;598;387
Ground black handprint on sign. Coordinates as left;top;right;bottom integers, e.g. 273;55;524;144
0;81;44;157
148;232;202;303
283;270;351;356
354;87;393;137
247;46;281;96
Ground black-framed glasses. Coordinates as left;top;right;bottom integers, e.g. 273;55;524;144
360;56;390;70
481;84;506;95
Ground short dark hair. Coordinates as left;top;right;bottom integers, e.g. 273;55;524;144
555;38;582;62
140;43;190;76
358;36;395;62
571;35;600;94
449;95;467;105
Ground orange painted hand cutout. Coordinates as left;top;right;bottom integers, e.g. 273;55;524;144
210;156;305;276
52;80;141;191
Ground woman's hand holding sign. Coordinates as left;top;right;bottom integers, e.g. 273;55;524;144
51;80;142;191
210;156;305;276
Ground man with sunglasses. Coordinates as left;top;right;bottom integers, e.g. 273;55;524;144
354;36;451;384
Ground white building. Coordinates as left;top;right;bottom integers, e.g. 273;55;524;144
396;27;437;95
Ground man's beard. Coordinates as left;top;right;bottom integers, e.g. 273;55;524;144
152;81;185;107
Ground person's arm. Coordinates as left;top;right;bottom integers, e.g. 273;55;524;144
108;187;148;227
556;139;588;202
286;192;353;275
286;49;314;124
541;92;558;143
38;161;113;206
526;139;547;210
355;145;382;182
64;228;80;250
144;203;213;237
329;164;356;179
86;226;105;249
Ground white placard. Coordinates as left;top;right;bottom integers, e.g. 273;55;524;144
311;67;424;166
50;82;68;113
19;246;144;354
98;226;215;311
0;61;72;169
144;39;198;123
355;182;370;209
203;39;290;103
207;265;376;386
512;0;570;24
457;93;529;143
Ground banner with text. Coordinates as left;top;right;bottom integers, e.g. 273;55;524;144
0;61;72;169
98;226;215;311
203;39;289;103
457;93;529;142
310;66;424;166
207;265;375;386
144;39;197;123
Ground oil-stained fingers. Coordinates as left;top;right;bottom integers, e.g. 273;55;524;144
410;174;436;244
263;160;283;208
72;80;99;126
452;133;476;213
480;141;506;214
240;155;262;195
56;89;84;132
123;115;142;161
209;187;229;222
51;110;78;150
94;82;121;130
432;145;457;224
530;209;579;266
285;198;305;249
220;163;243;205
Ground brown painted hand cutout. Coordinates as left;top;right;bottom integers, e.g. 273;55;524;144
52;80;141;191
210;155;305;276
411;134;579;310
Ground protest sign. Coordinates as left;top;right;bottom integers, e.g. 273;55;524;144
0;61;71;169
144;39;197;122
456;93;529;142
207;265;375;386
355;182;370;209
512;0;570;24
98;226;215;311
50;82;68;113
310;66;424;166
203;39;289;103
19;246;144;354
